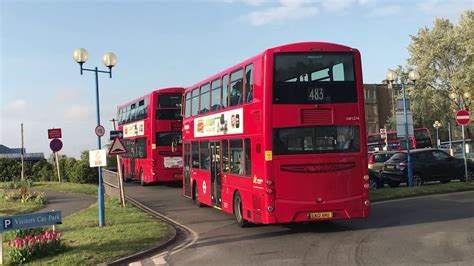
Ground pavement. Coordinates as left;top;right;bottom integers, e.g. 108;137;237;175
34;189;95;217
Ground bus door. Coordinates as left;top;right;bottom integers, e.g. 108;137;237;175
184;143;192;197
210;141;222;207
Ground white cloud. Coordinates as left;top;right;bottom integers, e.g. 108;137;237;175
368;5;401;17
6;99;27;111
417;0;473;21
64;105;94;120
247;0;319;26
56;88;81;102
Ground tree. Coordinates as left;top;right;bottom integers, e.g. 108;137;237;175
406;10;474;138
69;151;98;183
31;160;54;181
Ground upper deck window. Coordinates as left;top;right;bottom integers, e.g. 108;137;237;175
200;83;210;114
158;94;181;108
273;53;357;104
191;88;199;116
230;69;243;107
185;92;191;118
211;79;221;112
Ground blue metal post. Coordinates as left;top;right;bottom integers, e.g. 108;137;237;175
94;67;105;227
402;81;414;187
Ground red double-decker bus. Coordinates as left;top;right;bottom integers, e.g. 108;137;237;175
117;87;184;185
181;42;370;226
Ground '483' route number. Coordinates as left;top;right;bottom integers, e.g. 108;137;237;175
308;87;325;102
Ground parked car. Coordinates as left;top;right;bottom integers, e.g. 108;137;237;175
368;151;397;172
368;169;383;189
368;151;396;189
382;148;473;187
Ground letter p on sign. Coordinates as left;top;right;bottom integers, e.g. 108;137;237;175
3;219;12;229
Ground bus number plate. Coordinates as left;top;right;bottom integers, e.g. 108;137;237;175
307;212;333;219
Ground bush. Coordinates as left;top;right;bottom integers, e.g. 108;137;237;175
31;160;54;181
2;187;46;205
1;179;33;189
0;158;22;182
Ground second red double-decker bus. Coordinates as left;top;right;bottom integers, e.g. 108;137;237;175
182;42;370;226
117;87;183;185
367;128;432;151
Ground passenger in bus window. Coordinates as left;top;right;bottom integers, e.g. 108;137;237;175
238;152;245;175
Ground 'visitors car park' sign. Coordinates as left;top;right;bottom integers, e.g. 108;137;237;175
1;211;62;232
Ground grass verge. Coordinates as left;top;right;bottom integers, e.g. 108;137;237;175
370;181;474;202
33;182;97;196
2;198;170;265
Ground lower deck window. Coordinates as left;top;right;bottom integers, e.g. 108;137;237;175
273;126;360;155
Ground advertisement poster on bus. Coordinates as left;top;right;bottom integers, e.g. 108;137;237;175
194;108;243;138
123;121;145;138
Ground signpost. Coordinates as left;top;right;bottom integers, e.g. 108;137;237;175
110;119;127;207
0;211;62;264
109;130;124;140
89;149;107;168
456;110;471;182
108;137;127;156
48;128;62;139
95;125;105;137
49;138;63;182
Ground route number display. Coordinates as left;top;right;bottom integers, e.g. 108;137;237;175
308;87;325;102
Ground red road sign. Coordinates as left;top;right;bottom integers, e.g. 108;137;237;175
456;110;470;125
108;137;128;155
48;128;62;139
49;138;63;152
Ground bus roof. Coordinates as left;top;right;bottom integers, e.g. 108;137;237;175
185;42;359;92
117;87;184;109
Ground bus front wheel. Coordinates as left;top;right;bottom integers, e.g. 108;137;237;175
233;191;250;228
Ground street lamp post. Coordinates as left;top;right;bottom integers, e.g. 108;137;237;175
386;69;419;187
433;121;442;148
73;48;117;227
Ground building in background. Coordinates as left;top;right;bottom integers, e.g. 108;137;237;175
364;83;401;134
0;144;44;163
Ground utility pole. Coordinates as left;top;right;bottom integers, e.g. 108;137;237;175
20;123;25;180
111;118;126;207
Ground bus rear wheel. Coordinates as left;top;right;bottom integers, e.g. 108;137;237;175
233;191;250;228
193;182;205;207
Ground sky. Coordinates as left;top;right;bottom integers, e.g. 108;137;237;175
1;0;472;158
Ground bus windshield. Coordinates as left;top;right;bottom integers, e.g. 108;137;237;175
273;125;360;155
273;53;356;104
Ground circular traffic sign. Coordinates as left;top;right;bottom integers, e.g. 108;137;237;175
456;110;470;125
50;138;63;152
95;125;105;137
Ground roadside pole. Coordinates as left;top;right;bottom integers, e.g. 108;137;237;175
462;125;468;181
111;118;126;207
1;232;3;264
55;151;61;182
20;123;25;180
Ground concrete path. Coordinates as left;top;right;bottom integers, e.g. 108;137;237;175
34;190;95;217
